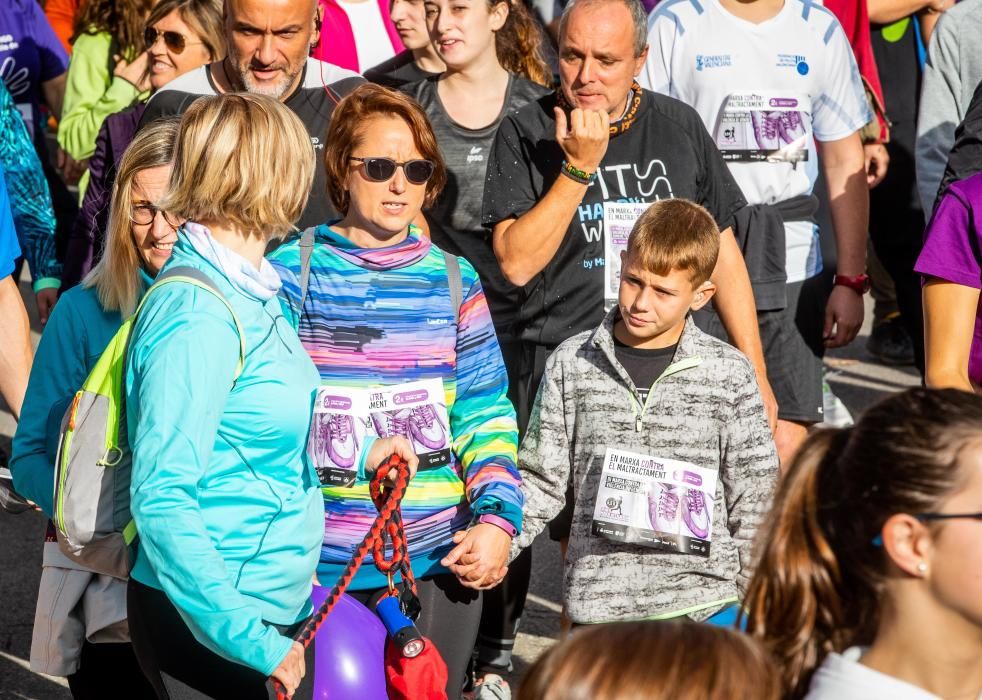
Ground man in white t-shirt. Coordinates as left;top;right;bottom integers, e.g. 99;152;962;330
641;0;871;462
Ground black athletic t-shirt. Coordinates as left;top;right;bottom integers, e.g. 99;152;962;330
870;19;921;213
613;336;677;403
404;74;550;330
139;58;364;229
482;89;746;349
364;50;439;90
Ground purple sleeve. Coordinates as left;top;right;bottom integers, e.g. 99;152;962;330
915;187;982;290
28;2;69;81
61;118;112;290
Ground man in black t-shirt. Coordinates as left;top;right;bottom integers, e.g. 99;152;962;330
364;0;444;89
140;0;364;229
482;0;773;426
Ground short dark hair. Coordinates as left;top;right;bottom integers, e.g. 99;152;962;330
323;84;447;214
625;199;720;285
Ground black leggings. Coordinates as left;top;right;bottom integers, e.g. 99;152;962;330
66;640;156;699
348;573;482;700
127;580;314;700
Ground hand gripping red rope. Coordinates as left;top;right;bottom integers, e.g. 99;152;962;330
273;454;414;700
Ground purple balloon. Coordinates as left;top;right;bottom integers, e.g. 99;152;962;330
310;585;388;700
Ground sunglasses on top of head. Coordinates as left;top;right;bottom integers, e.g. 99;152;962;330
144;27;204;54
349;157;435;185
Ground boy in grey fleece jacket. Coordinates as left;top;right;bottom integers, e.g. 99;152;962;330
513;199;778;625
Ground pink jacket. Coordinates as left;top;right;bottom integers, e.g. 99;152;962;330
312;0;404;73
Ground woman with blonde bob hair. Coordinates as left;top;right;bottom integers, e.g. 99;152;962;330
122;93;417;700
10;118;180;699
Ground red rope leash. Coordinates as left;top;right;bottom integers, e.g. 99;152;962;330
274;454;413;699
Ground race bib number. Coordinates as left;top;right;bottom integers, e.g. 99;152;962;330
309;387;371;487
308;379;451;487
714;92;810;165
591;448;718;557
602;201;650;311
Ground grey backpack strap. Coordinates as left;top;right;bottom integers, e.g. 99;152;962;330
150;266;247;380
156;265;219;288
442;250;463;322
298;227;317;315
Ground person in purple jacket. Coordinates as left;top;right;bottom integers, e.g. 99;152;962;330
916;171;982;392
60;0;225;292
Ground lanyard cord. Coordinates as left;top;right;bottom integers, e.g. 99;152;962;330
274;454;414;700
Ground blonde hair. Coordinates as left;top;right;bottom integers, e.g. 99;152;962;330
159;93;314;240
83;118;180;317
517;620;781;700
626;199;720;286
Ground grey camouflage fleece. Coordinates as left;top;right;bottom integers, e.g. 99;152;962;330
513;310;778;624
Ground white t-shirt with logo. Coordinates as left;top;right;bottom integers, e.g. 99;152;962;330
641;0;871;283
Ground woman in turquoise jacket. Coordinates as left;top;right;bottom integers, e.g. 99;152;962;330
122;93;416;700
10;118;179;699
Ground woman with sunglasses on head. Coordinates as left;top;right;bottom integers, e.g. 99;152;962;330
743;387;982;700
269;83;523;700
10;119;180;700
61;0;225;292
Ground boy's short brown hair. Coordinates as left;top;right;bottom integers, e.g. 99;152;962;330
625;199;720;286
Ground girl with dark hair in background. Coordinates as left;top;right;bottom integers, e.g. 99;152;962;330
744;388;982;699
400;2;550;695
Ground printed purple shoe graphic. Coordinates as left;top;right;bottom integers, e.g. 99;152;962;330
370;408;412;440
751;110;781;150
648;483;680;534
682;488;710;539
409;404;447;451
324;414;358;468
777;110;806;144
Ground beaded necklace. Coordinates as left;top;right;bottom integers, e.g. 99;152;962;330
555;80;644;136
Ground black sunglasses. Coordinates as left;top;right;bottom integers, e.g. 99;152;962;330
349;157;435;185
144;27;203;54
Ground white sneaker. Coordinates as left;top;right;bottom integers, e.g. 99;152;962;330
473;674;511;700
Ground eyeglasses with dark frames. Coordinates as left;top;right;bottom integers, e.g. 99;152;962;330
349;156;435;185
871;512;982;546
130;203;183;229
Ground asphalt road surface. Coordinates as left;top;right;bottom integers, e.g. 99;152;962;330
0;274;918;699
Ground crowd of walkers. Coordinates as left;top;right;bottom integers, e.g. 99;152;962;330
2;0;982;698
